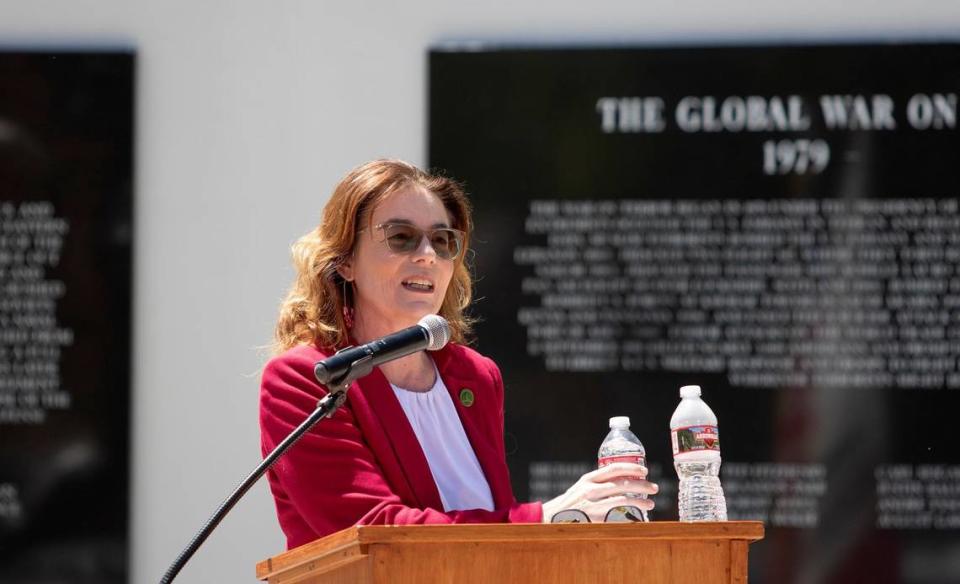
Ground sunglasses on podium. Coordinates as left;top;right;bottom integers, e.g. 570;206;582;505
550;506;645;523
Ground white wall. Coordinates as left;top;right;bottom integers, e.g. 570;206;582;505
2;1;959;581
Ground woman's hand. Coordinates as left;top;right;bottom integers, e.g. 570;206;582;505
541;462;658;523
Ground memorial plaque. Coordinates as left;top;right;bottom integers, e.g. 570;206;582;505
0;51;134;582
430;44;960;583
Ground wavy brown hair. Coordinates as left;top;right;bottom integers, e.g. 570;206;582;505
274;159;474;353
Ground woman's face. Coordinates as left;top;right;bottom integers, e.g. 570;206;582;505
342;185;456;337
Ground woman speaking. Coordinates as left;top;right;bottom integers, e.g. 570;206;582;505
259;159;657;549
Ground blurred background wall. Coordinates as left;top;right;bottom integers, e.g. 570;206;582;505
2;1;959;582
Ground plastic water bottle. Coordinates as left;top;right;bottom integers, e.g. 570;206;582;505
670;385;727;522
598;416;649;522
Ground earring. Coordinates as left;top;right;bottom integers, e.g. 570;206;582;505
342;279;355;329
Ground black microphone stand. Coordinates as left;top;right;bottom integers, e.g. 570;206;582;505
158;354;374;584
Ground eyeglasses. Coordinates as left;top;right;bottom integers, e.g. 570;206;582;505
550;506;646;524
371;222;465;261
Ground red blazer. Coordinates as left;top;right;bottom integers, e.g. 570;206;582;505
259;341;543;549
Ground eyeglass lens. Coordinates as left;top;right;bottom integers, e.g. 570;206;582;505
604;505;646;523
550;509;590;523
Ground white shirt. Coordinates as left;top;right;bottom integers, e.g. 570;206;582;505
390;366;495;512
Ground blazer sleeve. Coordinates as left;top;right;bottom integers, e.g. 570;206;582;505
259;348;542;543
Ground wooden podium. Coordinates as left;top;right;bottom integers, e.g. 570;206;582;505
256;521;764;584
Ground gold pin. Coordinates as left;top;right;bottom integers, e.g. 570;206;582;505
459;388;475;407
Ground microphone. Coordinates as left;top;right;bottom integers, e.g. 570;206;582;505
314;314;451;385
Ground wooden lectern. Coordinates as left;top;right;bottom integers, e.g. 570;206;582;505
256;521;764;583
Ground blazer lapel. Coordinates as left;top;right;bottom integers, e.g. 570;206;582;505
351;366;444;511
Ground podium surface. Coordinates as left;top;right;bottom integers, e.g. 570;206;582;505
257;521;764;584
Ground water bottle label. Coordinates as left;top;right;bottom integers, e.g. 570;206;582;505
671;425;720;455
598;454;646;467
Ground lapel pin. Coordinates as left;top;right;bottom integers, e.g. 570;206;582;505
459;388;475;407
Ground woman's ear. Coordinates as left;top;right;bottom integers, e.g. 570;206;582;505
336;258;354;282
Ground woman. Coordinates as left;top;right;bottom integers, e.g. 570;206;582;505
260;159;657;549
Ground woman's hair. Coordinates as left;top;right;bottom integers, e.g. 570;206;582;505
273;159;474;353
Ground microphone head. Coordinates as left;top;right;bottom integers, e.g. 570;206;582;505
418;314;451;351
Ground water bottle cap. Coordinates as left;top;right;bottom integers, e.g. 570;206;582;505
609;416;630;429
679;385;702;398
